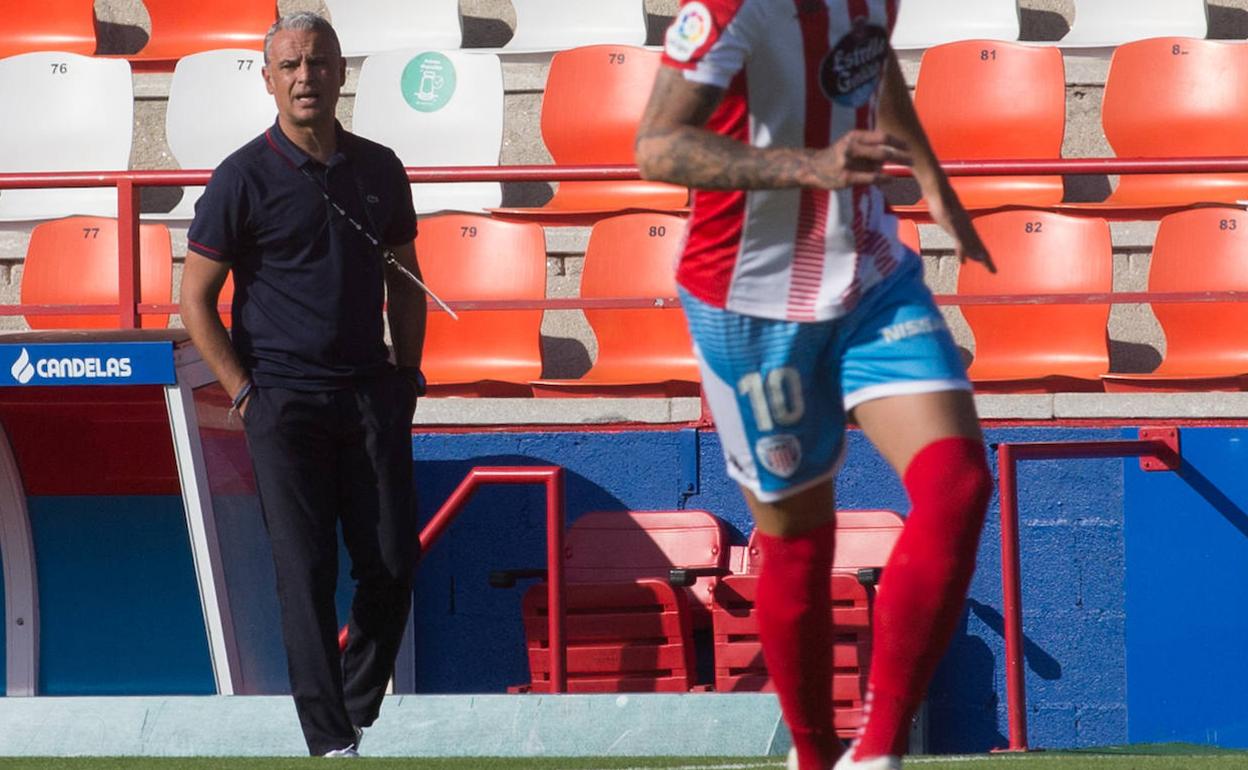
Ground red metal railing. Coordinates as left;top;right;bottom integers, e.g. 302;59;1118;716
994;429;1181;752
336;466;568;692
2;158;1248;325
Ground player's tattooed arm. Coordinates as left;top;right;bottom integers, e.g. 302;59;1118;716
636;68;909;191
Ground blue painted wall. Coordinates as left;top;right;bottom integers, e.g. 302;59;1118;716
407;426;1132;752
1125;428;1248;746
27;496;214;694
19;425;1248;753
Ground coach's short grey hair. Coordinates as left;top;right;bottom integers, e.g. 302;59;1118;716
263;12;341;62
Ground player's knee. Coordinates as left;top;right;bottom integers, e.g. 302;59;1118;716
905;436;993;542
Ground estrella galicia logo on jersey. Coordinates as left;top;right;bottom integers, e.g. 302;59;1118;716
756;434;803;479
666;2;716;63
821;20;890;107
0;342;175;386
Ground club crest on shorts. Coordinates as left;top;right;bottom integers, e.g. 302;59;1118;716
821;19;890;107
756;434;803;479
666;2;716;63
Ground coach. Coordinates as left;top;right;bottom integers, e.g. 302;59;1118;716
179;12;425;757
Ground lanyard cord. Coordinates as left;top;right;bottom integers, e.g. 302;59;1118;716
297;164;459;319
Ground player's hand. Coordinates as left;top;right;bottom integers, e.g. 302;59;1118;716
929;190;996;274
812;130;912;190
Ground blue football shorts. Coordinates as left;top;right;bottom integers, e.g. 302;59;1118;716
682;259;971;502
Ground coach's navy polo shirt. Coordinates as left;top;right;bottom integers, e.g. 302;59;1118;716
187;119;417;390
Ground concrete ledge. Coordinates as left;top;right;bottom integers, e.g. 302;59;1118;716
1055;392;1248;419
0;694;787;758
974;394;1054;420
414;397;703;425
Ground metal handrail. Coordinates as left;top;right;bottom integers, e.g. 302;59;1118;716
1;158;1247;327
336;466;568;692
994;432;1180;752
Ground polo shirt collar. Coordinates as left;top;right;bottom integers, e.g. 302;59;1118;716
265;118;353;170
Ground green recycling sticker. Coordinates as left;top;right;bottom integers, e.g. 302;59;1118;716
401;52;456;112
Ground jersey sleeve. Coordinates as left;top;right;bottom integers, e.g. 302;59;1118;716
661;0;753;89
382;150;418;247
186;161;249;263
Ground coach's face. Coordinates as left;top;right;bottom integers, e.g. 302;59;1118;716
263;27;346;131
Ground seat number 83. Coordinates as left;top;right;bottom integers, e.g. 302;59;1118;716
738;368;805;432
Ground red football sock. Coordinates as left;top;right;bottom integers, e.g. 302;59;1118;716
755;521;841;770
854;437;992;760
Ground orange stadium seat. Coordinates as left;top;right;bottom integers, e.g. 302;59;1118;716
22;216;173;329
502;509;732;693
1103;207;1248;392
0;0;96;59
531;213;699;397
415;214;546;396
897;218;921;254
959;210;1112;393
128;0;277;72
1096;38;1248;208
491;45;688;224
711;510;903;734
908;40;1065;210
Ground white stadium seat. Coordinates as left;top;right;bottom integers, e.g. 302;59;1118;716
890;0;1020;51
505;0;646;52
0;52;133;222
353;50;504;214
1061;0;1208;48
156;48;276;221
324;0;462;58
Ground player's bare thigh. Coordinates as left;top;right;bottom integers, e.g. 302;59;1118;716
742;477;836;537
851;389;983;478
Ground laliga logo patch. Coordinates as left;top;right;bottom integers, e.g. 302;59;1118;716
821;20;890;107
756;434;802;479
666;2;715;63
10;348;33;384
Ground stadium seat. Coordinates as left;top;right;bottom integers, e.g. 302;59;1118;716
0;0;96;59
531;214;699;397
22;216;173;329
127;0;276;72
1094;38;1248;208
502;510;732;693
354;50;504;214
156;49;275;221
959;210;1113;393
906;40;1065;210
324;0;462;58
0;52;133;222
890;0;1020;51
415;213;545;396
505;0;647;52
711;510;903;734
491;45;688;224
897;218;921;254
1102;207;1248;392
1062;0;1208;48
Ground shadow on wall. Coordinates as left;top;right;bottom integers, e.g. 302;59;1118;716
410;456;634;694
928;598;1063;753
1209;6;1248;39
1019;9;1070;42
93;20;148;55
648;13;676;46
1177;458;1248;540
928;605;1007;753
462;15;513;48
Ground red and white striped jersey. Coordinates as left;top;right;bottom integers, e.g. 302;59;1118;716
662;0;913;322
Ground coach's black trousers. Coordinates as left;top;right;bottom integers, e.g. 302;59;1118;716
243;372;418;756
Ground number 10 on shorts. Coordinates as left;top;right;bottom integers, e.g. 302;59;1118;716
738;367;805;432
